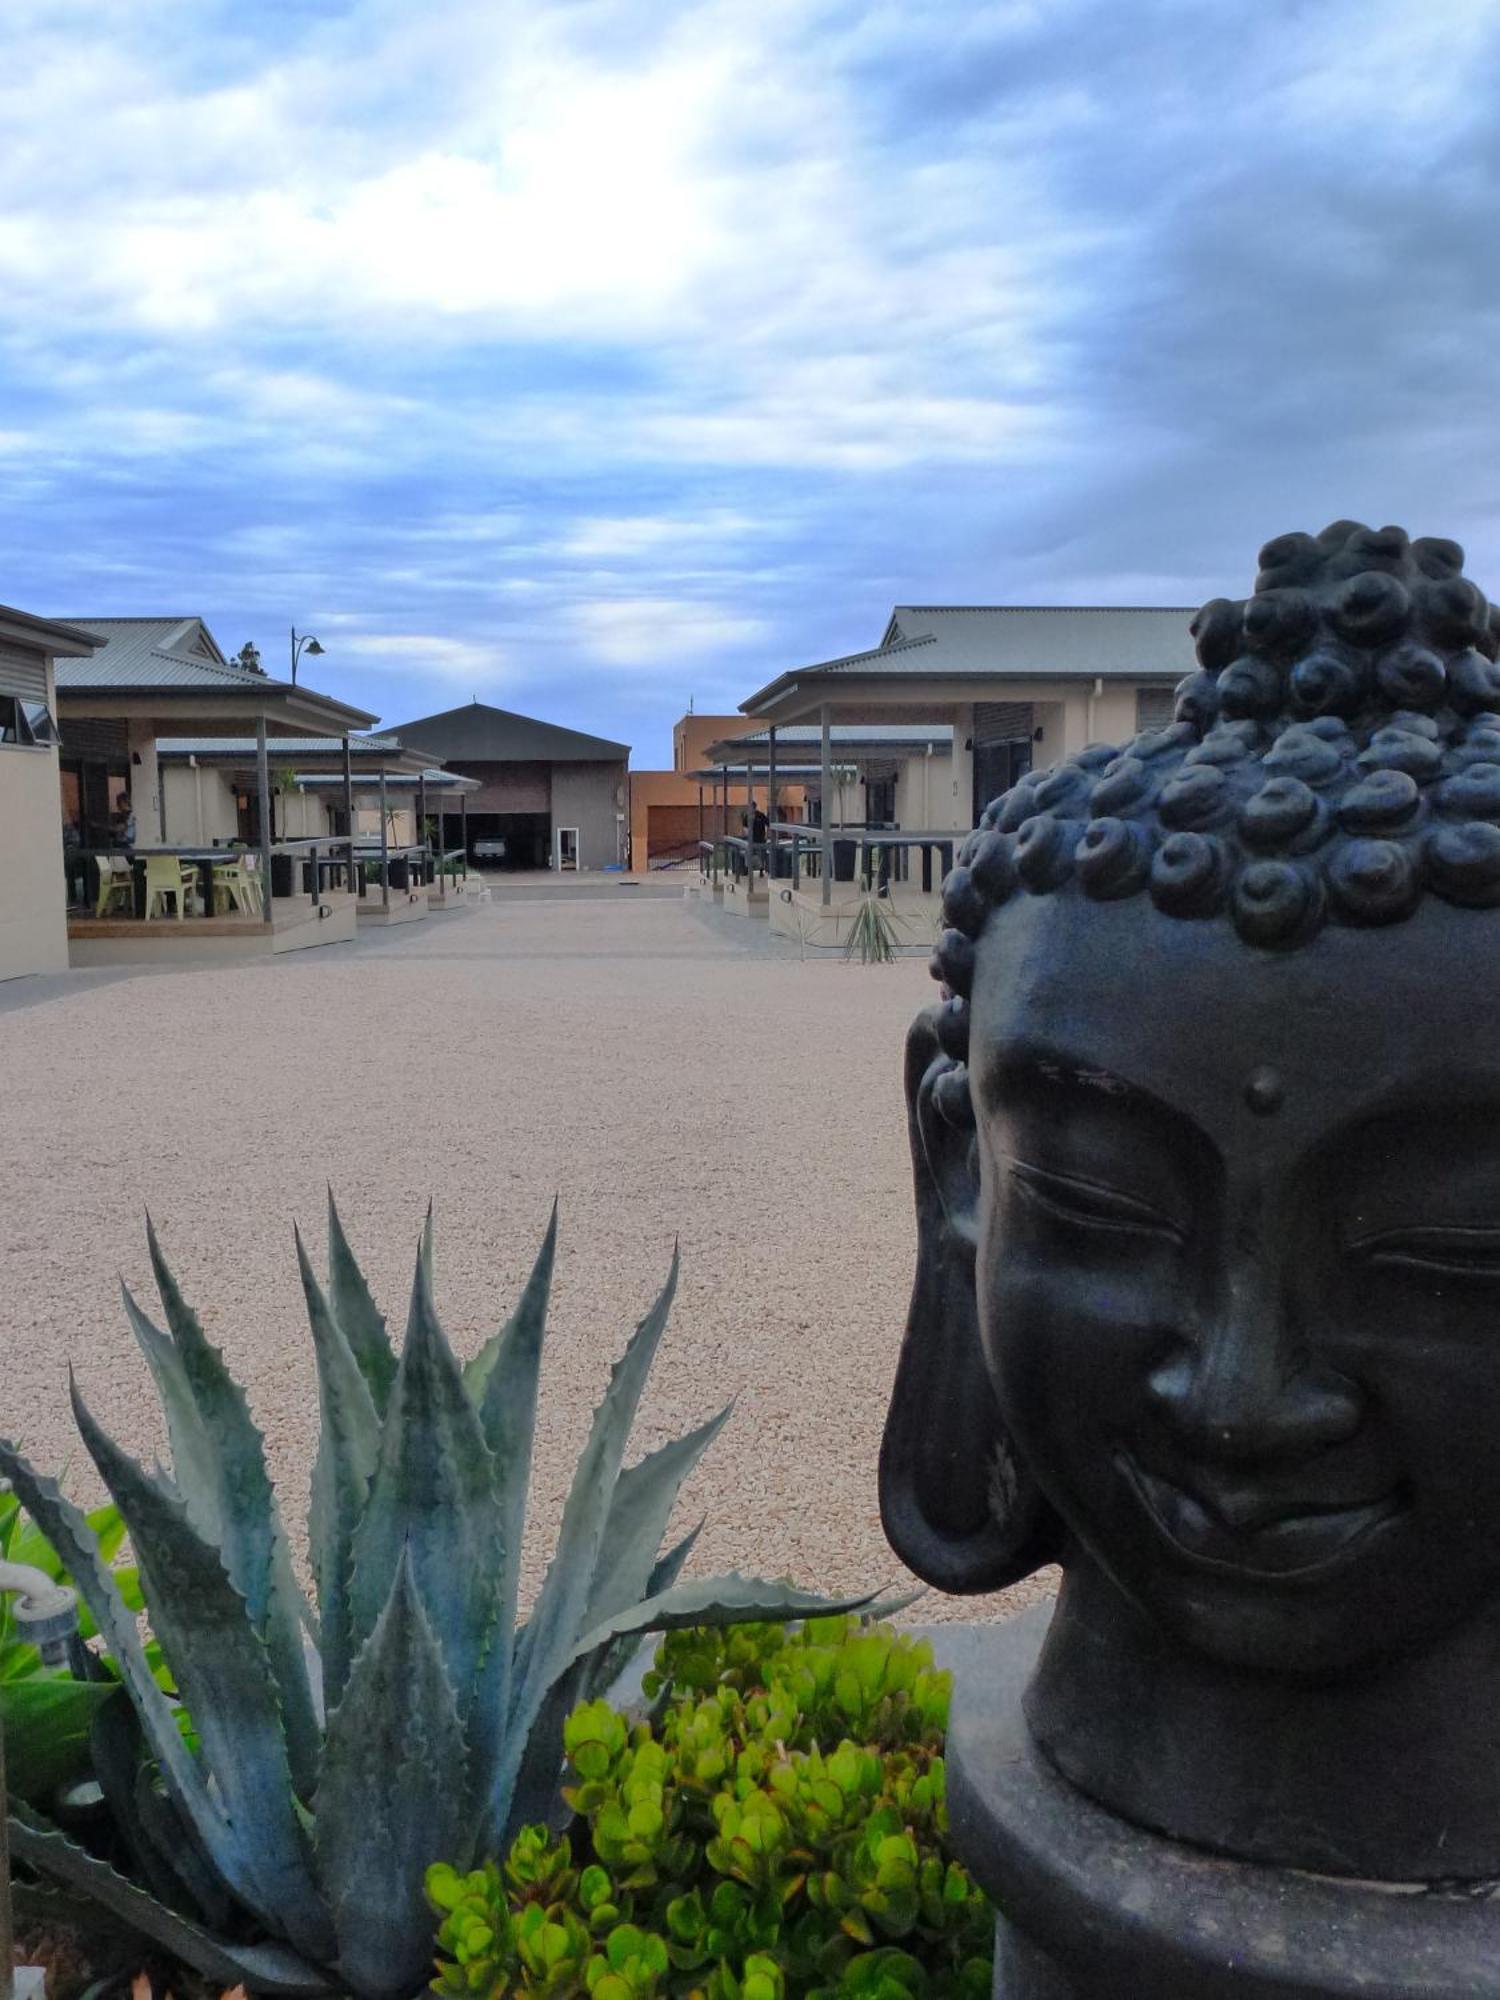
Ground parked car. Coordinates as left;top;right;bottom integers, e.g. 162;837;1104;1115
472;837;506;862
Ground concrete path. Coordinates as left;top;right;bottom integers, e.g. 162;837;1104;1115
0;891;1051;1625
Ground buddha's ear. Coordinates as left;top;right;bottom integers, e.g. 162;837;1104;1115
878;1008;1062;1594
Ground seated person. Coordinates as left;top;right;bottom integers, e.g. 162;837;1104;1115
109;791;137;848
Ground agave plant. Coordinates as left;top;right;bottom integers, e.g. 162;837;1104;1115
0;1202;871;1998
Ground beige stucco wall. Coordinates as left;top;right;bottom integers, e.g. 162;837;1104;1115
354;803;416;844
126;718;162;843
163;765;341;844
0;735;67;980
275;788;333;839
162;764;239;844
894;750;958;831
1089;684;1146;748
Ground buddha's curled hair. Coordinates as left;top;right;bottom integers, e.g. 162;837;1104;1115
931;521;1500;1060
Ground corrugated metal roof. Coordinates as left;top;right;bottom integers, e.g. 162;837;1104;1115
53;616;265;690
158;735;404;756
299;767;480;791
769;636;938;678
742;607;1196;712
383;700;629;763
883;605;1196;677
735;723;953;747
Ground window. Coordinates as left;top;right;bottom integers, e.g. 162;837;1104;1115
0;695;58;747
1135;685;1178;730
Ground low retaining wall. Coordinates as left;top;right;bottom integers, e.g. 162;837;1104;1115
768;885;941;953
68;891;358;967
357;884;430;927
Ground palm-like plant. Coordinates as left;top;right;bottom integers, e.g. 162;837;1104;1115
0;1203;869;1997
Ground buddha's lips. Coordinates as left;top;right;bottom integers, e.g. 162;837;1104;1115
1117;1453;1405;1579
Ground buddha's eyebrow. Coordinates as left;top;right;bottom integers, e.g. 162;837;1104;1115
994;1044;1206;1150
1003;1045;1160;1109
1035;1059;1135;1098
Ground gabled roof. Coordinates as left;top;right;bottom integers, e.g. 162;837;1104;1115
705;722;954;763
51;615;378;732
741;606;1197;714
383;700;629;764
52;617;253;690
736;723;953;747
882;605;1197;676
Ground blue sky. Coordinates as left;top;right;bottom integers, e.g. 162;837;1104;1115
6;0;1500;764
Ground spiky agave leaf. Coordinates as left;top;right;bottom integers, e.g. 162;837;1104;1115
581;1404;731;1634
296;1228;381;1708
327;1190;398;1416
89;1687;232;1926
120;1280;220;1544
315;1551;468;1999
70;1379;335;1966
463;1201;557;1765
9;1807;332;1996
463;1199;557;1430
567;1571;882;1667
498;1523;704;1839
141;1222;320;1795
491;1251;680;1836
490;1429;726;1838
346;1246;503;1730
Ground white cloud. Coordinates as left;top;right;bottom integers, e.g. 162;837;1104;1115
334;631;510;688
570;597;769;667
557;510;761;558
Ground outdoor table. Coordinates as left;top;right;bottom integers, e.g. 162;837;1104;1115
130;848;261;919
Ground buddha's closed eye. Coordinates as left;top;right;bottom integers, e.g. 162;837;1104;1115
1348;1224;1500;1281
1008;1159;1185;1243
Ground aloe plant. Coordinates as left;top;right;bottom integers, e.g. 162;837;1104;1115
0;1202;871;1998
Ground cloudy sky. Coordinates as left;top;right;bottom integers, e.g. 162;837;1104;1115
5;0;1499;762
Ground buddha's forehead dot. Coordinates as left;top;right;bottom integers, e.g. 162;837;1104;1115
1243;1066;1285;1117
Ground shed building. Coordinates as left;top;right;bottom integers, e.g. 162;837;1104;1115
380;701;630;871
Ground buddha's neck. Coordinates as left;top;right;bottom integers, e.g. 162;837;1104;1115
1024;1558;1500;1881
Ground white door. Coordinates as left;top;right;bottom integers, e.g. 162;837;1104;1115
556;826;579;871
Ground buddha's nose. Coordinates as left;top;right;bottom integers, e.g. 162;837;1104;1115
1146;1268;1363;1464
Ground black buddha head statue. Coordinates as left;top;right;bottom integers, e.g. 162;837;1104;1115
880;523;1500;1789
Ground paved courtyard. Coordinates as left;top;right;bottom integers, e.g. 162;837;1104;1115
0;886;1052;1625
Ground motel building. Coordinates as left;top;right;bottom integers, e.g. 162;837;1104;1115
708;602;1199;946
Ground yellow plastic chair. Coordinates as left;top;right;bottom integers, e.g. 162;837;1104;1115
143;854;193;920
94;856;134;918
212;858;263;918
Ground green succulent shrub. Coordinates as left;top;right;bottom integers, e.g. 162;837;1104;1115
1;1203;869;1999
427;1616;993;2000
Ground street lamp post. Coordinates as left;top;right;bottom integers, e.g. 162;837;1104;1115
290;627;325;686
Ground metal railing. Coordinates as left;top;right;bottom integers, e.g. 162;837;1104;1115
70;840;365;922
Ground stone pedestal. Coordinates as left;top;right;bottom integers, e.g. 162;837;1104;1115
948;1612;1500;1999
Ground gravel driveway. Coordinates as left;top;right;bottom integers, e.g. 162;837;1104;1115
0;890;1052;1625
